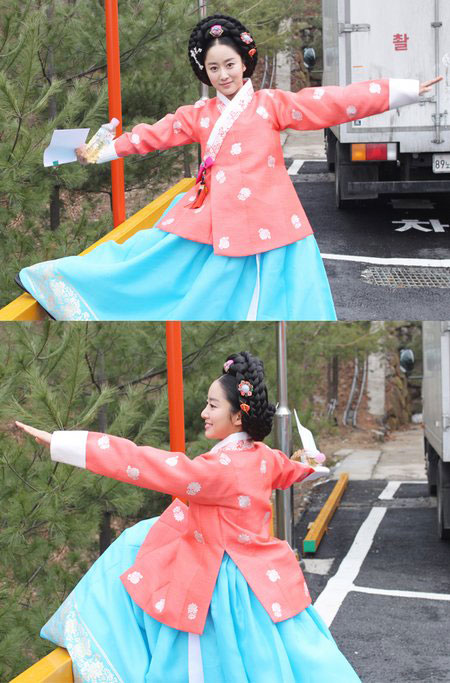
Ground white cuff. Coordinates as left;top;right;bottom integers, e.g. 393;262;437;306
95;141;120;163
302;465;330;483
389;79;420;109
50;431;88;468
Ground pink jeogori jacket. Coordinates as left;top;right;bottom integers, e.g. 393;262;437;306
98;77;420;257
50;430;323;635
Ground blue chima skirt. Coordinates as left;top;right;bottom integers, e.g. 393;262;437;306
19;194;336;321
41;517;361;682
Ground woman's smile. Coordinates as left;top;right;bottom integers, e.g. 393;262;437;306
204;43;246;98
201;378;242;440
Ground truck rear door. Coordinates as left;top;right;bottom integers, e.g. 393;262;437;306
341;0;450;152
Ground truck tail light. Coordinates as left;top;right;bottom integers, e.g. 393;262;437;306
351;143;397;161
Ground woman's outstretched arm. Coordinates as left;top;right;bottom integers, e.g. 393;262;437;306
270;75;443;132
76;104;200;165
15;422;240;507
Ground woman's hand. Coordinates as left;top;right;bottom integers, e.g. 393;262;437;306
419;76;443;95
291;449;326;466
75;144;90;165
15;421;52;448
291;449;306;462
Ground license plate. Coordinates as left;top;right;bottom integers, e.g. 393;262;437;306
432;153;450;173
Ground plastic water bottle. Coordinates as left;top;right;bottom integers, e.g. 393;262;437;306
301;450;327;467
85;118;119;163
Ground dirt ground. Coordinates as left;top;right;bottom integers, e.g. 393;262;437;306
318;425;388;461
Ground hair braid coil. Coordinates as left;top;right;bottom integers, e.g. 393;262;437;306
220;351;275;441
188;14;258;86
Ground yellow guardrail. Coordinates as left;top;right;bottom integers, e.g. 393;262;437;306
9;647;73;683
303;473;349;553
0;177;196;321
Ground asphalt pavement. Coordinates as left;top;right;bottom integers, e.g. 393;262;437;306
282;130;450;321
294;428;450;682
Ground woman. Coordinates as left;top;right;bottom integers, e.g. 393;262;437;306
17;13;439;321
16;351;363;682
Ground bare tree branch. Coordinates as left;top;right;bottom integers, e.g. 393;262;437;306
37;49;51;85
1;452;40;492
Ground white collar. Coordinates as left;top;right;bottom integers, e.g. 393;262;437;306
210;431;251;453
215;78;252;107
216;89;231;106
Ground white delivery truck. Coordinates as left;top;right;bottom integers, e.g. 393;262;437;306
322;0;450;207
422;321;450;540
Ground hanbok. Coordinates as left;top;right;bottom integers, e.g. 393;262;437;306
40;430;363;681
41;517;361;682
19;192;335;321
19;77;420;321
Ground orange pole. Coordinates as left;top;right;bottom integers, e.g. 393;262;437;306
105;0;126;226
166;322;186;452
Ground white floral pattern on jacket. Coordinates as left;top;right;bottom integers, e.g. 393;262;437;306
50;430;316;635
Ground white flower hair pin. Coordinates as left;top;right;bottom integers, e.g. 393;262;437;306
190;46;203;70
238;380;253;397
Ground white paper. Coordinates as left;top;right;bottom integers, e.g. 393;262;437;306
293;409;318;453
43;128;90;167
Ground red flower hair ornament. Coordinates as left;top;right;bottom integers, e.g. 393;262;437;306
240;32;253;44
238;380;253;397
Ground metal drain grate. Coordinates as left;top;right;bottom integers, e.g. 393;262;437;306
361;266;450;288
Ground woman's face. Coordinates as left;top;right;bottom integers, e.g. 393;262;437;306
201;378;242;440
204;43;246;98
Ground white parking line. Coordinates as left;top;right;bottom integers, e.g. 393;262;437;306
314;480;445;628
352;586;450;601
378;480;428;500
314;507;386;627
303;558;335;575
378;481;402;499
287;159;320;175
288;160;305;175
321;253;450;268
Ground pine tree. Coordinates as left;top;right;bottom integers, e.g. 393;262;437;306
0;320;245;676
1;0;296;308
0;322;168;677
0;319;383;677
0;1;110;306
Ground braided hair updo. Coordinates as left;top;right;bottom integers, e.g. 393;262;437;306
188;14;258;86
219;351;275;442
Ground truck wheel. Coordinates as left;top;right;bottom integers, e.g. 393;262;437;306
425;438;438;495
325;129;336;172
436;459;450;540
335;142;352;209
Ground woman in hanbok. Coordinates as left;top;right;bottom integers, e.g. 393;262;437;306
16;350;364;683
17;14;438;321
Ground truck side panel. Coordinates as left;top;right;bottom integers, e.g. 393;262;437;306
323;0;450;153
440;325;450;462
423;322;450;462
